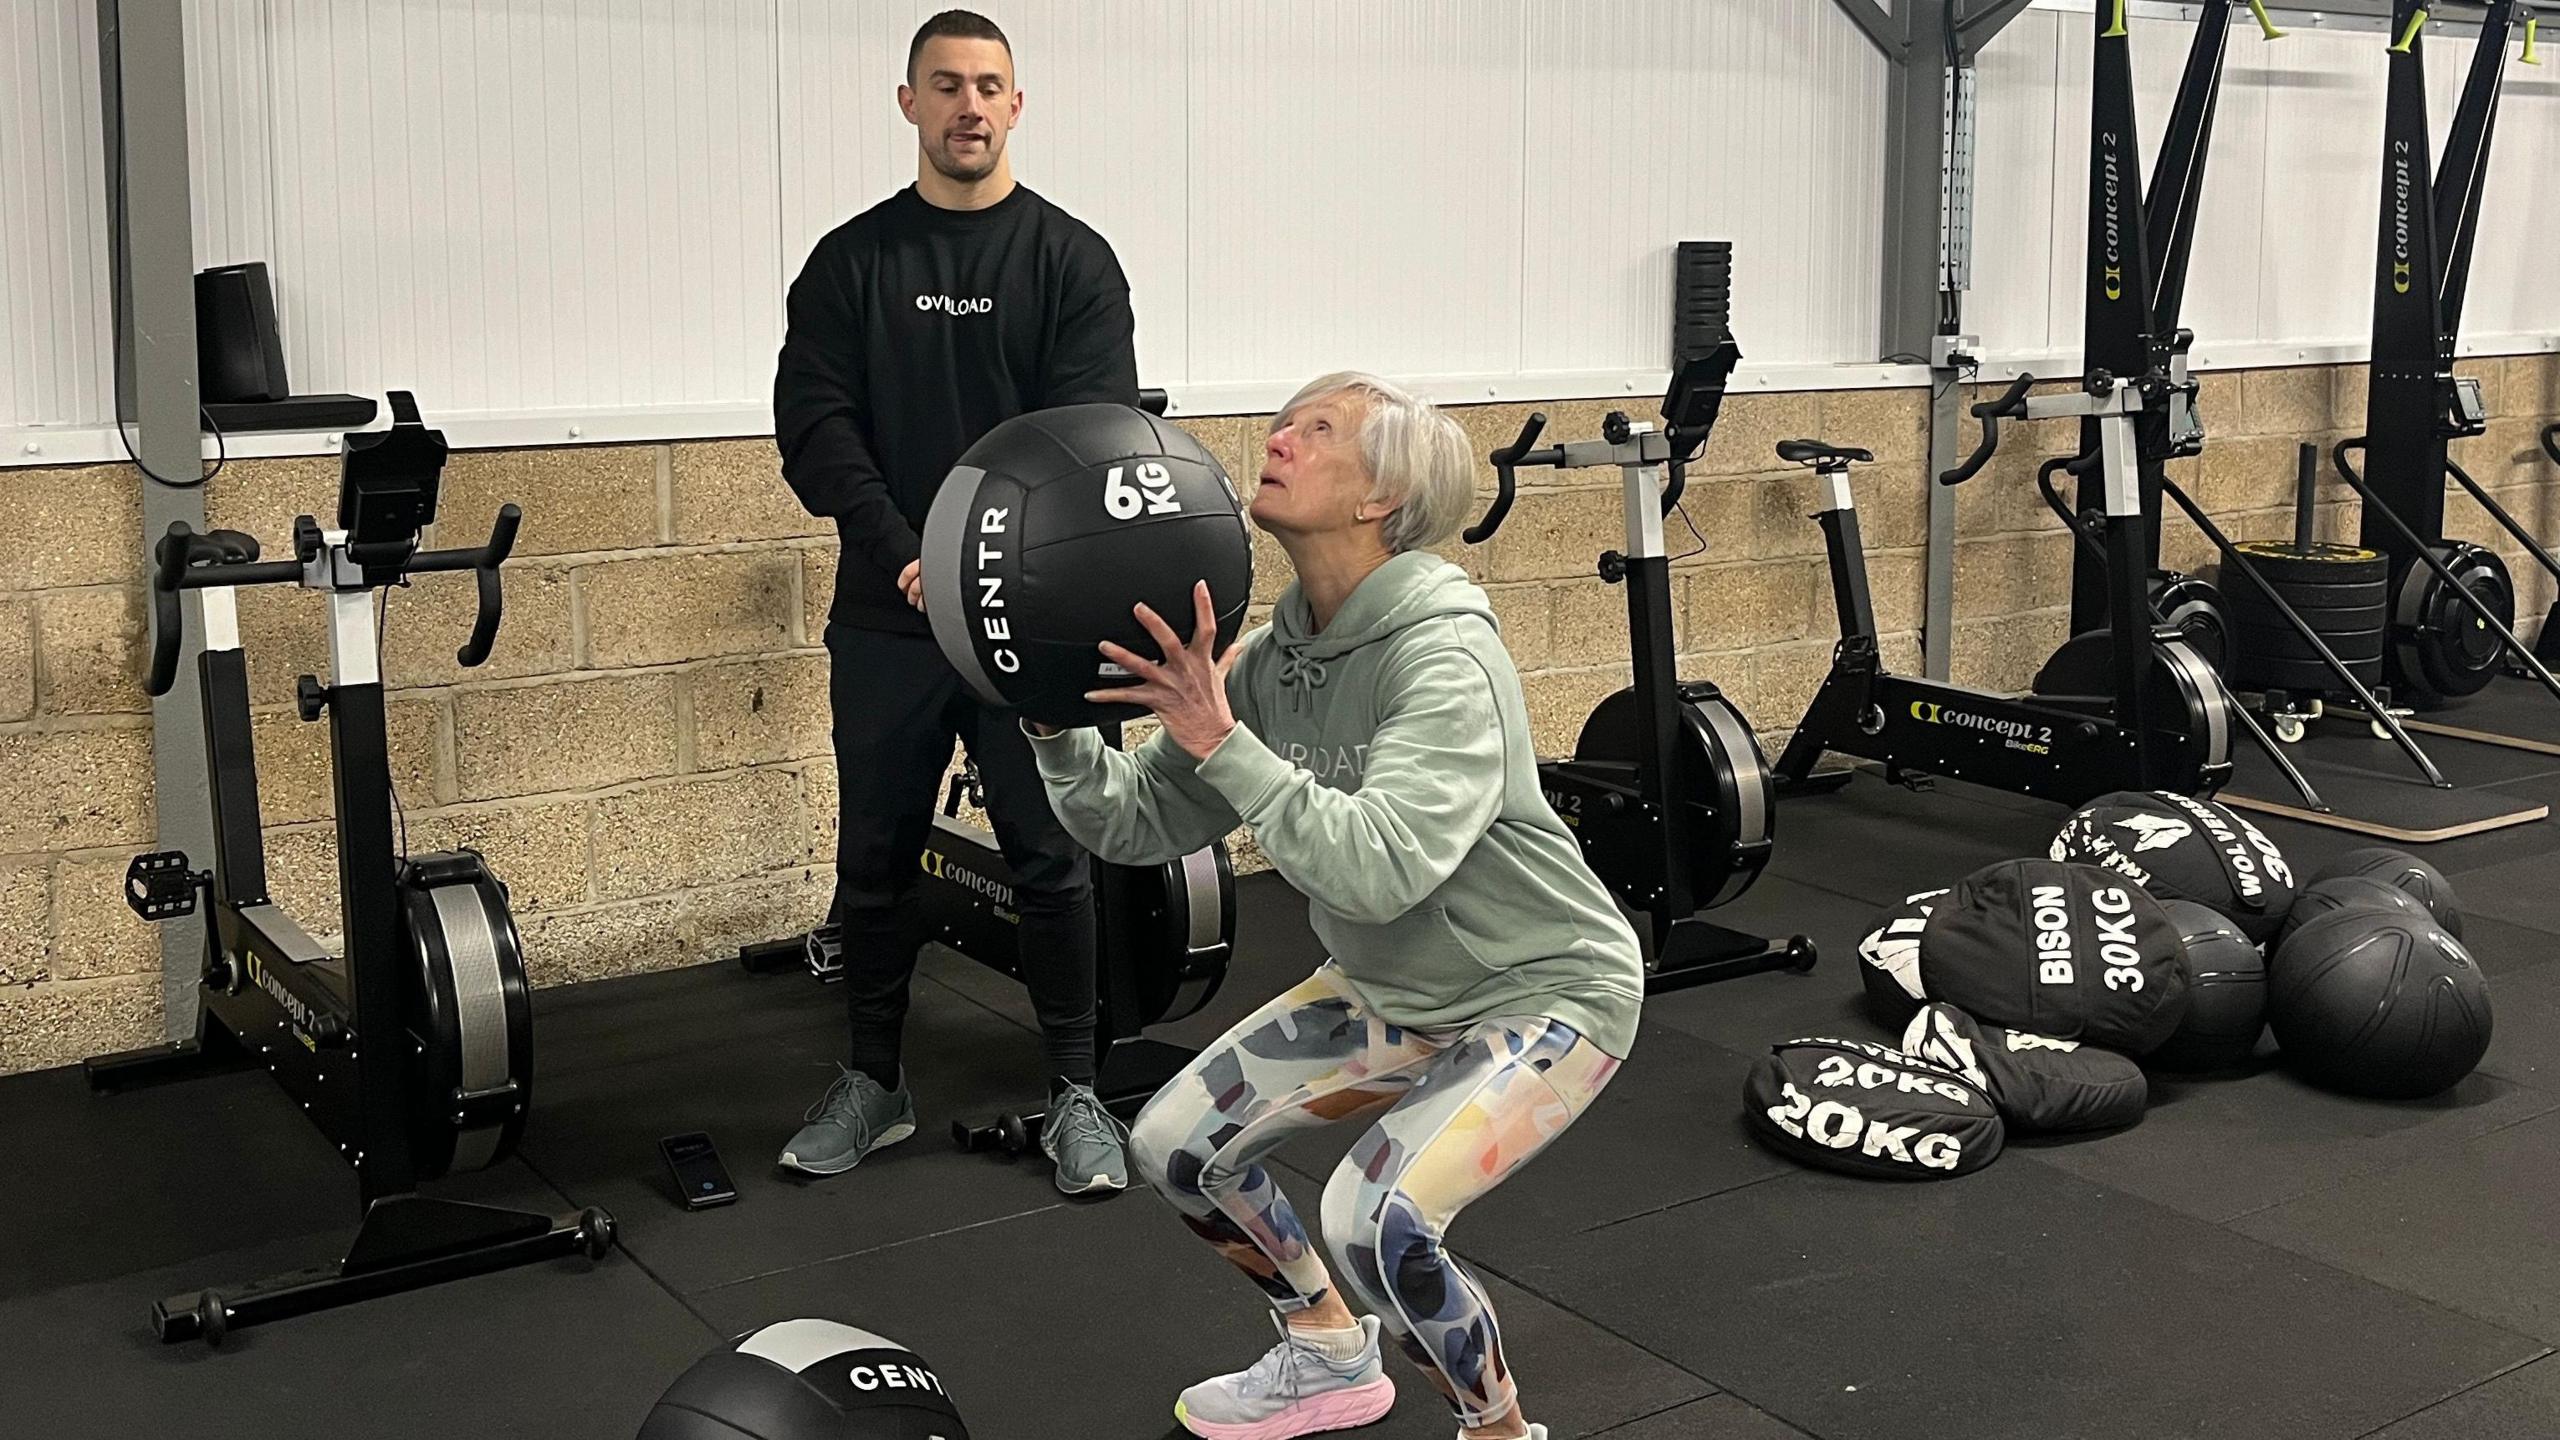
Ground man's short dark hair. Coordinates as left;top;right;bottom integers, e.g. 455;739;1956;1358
908;10;1012;84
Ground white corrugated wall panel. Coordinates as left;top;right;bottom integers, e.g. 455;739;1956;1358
1968;9;2067;358
2;0;113;430
1186;0;1529;386
1520;0;1888;372
991;3;1189;387
776;0;1191;388
777;2;923;294
2446;44;2560;341
183;0;273;272
257;0;781;414
7;1;1900;434
24;0;2560;448
2173;20;2272;352
2252;26;2385;349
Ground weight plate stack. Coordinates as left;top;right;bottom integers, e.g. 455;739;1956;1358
2223;540;2389;695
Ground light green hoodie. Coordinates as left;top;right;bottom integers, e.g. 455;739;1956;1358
1028;550;1643;1058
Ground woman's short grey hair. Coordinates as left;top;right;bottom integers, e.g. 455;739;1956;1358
1274;371;1476;554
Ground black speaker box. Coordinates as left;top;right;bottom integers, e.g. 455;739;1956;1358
195;261;290;404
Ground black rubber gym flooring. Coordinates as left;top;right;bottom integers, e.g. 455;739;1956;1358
10;731;2560;1439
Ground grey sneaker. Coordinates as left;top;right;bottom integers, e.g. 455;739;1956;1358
1041;1082;1130;1194
1174;1313;1396;1440
779;1067;916;1176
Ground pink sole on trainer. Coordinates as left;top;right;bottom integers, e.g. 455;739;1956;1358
1173;1374;1397;1440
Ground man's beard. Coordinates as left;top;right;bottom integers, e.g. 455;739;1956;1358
927;136;1001;183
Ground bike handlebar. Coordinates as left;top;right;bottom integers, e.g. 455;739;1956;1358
1939;373;2038;487
1467;412;1556;544
142;503;524;696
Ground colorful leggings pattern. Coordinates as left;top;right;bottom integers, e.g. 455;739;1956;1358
1127;965;1620;1428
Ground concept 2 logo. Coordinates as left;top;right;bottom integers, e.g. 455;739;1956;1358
2101;128;2125;301
2391;140;2416;294
921;848;1017;916
1909;701;2054;749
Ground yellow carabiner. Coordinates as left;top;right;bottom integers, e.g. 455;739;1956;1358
2245;0;2286;40
2525;15;2542;65
2104;0;2129;39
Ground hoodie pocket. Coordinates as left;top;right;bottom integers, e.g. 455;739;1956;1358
1312;903;1508;1019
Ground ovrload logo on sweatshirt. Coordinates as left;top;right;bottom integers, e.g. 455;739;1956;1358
1282;742;1370;782
914;293;994;316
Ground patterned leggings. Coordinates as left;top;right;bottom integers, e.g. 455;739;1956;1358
1127;965;1620;1428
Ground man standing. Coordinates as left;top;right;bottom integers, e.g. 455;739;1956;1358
773;9;1138;1193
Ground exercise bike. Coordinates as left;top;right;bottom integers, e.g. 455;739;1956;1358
85;393;616;1345
1467;328;1816;987
741;747;1234;1157
1774;371;2239;806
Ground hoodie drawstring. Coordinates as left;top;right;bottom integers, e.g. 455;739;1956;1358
1275;647;1331;713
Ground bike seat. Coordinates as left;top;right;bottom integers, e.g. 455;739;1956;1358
1775;439;1874;467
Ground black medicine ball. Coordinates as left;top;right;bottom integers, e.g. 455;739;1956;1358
922;403;1253;727
1741;1036;2003;1180
2308;847;2463;939
2283;876;2434;945
2269;907;2493;1100
1921;858;2190;1055
637;1319;970;1440
1855;887;1948;1027
2146;899;2268;1073
2051;790;2296;944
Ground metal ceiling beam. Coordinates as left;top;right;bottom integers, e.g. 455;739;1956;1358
1833;0;1898;56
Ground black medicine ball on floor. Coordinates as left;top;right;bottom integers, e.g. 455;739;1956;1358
2308;846;2464;938
2147;899;2268;1073
2282;876;2434;945
637;1319;971;1439
923;403;1253;728
2268;907;2493;1100
2050;790;2297;944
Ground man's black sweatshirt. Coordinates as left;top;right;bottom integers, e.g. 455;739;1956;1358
774;184;1139;636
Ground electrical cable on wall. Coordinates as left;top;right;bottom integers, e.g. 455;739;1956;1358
116;406;227;489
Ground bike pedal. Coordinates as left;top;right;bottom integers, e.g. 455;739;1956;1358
124;851;205;921
803;925;846;982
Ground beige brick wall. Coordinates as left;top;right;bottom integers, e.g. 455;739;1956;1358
6;358;2559;1072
